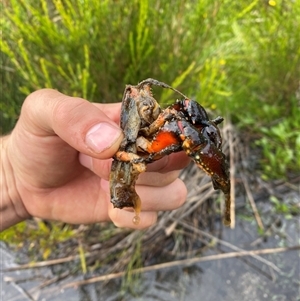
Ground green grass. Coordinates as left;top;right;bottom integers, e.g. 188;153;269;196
0;220;75;260
1;2;299;291
1;0;299;176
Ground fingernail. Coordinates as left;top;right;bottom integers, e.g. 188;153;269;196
85;123;121;153
79;153;93;170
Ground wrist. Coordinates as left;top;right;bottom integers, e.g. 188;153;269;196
1;135;29;231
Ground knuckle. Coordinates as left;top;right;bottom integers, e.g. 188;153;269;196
22;89;55;117
52;97;86;127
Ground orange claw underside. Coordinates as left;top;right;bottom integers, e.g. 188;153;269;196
147;131;180;153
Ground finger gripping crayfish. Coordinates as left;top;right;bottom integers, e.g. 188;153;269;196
109;79;231;226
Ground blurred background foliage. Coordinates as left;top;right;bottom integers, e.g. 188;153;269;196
1;0;300;178
1;2;300;291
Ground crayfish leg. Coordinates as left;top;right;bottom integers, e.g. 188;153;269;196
223;193;231;226
114;151;141;163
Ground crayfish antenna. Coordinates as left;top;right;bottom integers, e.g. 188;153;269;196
138;78;188;99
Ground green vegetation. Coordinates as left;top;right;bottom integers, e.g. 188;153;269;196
256;97;300;180
1;0;299;266
270;195;300;218
0;220;75;259
2;0;299;177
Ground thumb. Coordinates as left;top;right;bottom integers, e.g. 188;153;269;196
22;89;123;159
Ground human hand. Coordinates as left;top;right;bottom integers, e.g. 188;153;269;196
1;89;189;231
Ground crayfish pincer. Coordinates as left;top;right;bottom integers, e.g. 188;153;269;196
109;79;231;226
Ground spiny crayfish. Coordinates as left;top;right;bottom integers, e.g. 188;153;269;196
109;79;231;226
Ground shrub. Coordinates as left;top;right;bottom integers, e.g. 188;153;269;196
1;0;299;177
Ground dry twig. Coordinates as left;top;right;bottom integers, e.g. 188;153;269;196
227;122;236;228
178;221;281;273
63;246;299;288
2;254;91;272
241;174;265;230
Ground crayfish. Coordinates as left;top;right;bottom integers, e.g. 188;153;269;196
109;79;231;226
